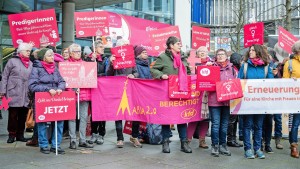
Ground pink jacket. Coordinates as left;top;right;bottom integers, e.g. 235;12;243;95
208;61;237;107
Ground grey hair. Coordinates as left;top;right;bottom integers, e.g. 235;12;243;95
196;46;208;55
292;40;300;54
94;40;103;48
116;39;130;47
68;43;81;53
17;42;32;53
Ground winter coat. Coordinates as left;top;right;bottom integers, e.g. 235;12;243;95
28;60;65;93
208;61;237;107
106;58;138;77
0;55;33;107
230;53;242;70
84;54;108;77
150;50;191;78
238;59;274;79
135;58;152;79
283;56;300;78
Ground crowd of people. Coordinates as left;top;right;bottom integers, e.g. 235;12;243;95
0;36;300;159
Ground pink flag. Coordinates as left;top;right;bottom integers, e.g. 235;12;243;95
91;76;203;124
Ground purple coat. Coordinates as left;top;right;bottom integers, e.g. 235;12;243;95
208;61;237;107
0;55;33;107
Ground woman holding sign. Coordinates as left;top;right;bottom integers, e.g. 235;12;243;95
150;36;192;153
208;49;237;157
28;48;66;154
238;44;273;159
0;42;33;144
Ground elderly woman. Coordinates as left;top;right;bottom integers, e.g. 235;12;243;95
28;48;66;154
283;40;300;158
208;49;236;157
151;36;192;153
187;46;211;149
238;44;273;159
0;43;33;143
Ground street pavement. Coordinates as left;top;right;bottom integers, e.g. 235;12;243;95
0;110;300;169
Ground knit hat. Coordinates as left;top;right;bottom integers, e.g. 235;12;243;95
134;46;146;57
37;48;50;60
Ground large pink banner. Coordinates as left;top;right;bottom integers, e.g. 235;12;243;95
91;76;203;124
101;11;170;56
8;9;59;48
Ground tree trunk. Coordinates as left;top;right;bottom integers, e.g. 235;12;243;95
285;0;292;31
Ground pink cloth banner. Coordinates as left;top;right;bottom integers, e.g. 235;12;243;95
91;76;203;124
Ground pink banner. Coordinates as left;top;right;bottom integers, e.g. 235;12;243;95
102;11;170;56
196;66;220;91
191;26;210;50
91;76;203;124
111;45;136;69
74;11;110;38
148;26;181;56
244;22;264;48
278;26;299;54
59;62;97;88
35;91;76;123
8;9;59;48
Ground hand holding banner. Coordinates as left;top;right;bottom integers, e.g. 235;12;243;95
110;45;136;69
168;75;191;99
244;22;264;48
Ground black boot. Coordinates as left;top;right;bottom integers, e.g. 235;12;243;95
0;111;3;119
162;138;170;153
181;140;192;153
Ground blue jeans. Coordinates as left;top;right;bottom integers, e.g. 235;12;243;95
115;120;124;141
243;114;264;151
209;106;230;145
273;114;282;138
289;113;300;143
262;114;273;146
161;123;187;141
238;115;243;138
37;121;64;148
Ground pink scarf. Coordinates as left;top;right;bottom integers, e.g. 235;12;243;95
41;61;55;74
68;57;82;62
19;54;30;68
217;60;228;68
200;57;211;65
172;51;188;91
250;58;265;66
89;53;102;61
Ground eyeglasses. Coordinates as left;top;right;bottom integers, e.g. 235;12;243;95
97;46;104;48
22;50;31;53
72;51;81;54
217;53;226;56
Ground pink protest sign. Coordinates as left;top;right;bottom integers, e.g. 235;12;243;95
59;62;97;88
278;26;299;54
244;22;264;48
196;66;220;91
111;45;136;69
74;11;110;37
192;26;210;50
148;26;181;56
91;76;203;124
35;91;76;123
8;9;59;48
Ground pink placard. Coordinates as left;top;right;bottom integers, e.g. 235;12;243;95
8;9;59;48
244;22;264;48
35;91;76;123
111;45;136;69
59;62;97;88
196;66;220;91
278;26;299;54
148;26;181;56
91;76;203;124
191;26;210;50
74;11;110;37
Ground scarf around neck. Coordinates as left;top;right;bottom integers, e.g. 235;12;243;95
41;61;55;74
250;58;265;66
68;57;82;62
172;51;188;91
19;54;30;68
200;57;210;64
